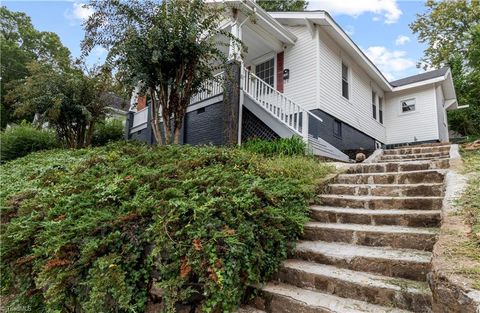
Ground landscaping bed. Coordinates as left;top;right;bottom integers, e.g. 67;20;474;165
0;142;333;312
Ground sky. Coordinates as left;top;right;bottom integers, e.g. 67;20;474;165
3;0;430;81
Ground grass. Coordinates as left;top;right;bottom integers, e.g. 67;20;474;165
455;147;480;289
0;142;334;312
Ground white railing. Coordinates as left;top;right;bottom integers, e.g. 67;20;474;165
240;65;323;139
132;107;148;129
190;72;224;104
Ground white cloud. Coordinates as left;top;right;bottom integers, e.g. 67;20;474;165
64;2;93;24
395;35;410;46
92;46;108;58
363;46;415;80
308;0;402;24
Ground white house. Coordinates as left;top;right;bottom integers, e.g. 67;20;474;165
126;1;458;161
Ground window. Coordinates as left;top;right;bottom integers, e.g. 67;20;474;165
401;98;416;113
372;91;377;120
255;58;275;87
333;119;342;138
379;97;383;124
342;63;349;99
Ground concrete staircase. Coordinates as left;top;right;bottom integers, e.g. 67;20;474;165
246;144;451;313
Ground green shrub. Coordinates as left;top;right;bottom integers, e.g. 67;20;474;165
0;143;333;312
0;123;59;162
92;119;124;146
242;136;306;157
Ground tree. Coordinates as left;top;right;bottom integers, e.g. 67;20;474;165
7;62;113;148
0;6;71;128
257;0;308;12
410;0;480;136
82;0;238;145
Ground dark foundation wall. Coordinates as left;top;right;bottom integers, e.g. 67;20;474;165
309;109;377;158
127;101;226;146
184;102;224;145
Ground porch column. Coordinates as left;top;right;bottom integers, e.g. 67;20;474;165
228;8;243;61
223;60;241;145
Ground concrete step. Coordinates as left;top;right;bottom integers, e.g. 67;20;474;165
303;222;438;251
377;157;449;163
336;170;445;185
379;152;449;161
319;195;443;210
310;206;441;227
255;282;411;313
294;241;432;281
383;145;451;156
348;160;449;174
277;260;431;312
328;183;444;197
237;306;266;313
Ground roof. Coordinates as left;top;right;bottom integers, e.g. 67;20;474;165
390;68;450;87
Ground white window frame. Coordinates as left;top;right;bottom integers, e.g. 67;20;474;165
252;53;276;88
378;96;384;124
371;90;377;120
401;98;416;114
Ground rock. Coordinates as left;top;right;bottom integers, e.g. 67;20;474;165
355;153;366;163
149;282;164;302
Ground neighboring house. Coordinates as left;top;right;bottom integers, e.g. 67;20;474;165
125;1;458;161
102;92;129;124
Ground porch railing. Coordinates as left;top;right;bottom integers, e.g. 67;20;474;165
190;72;224;104
240;65;322;140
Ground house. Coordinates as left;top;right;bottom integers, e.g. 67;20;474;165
125;1;458;161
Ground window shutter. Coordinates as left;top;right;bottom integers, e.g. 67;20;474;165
276;52;284;93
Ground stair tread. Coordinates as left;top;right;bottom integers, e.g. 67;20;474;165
296;241;432;263
311;206;441;216
328;183;444;187
282;260;430;294
305;222;439;234
339;169;445;176
320;194;444;200
261;282;412;313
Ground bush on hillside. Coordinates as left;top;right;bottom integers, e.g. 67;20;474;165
242;136;307;157
0;123;59;162
0;143;333;312
92;119;124;146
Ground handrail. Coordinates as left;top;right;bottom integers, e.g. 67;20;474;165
190;72;225;104
240;65;322;138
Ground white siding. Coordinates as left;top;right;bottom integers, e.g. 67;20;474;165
283;26;318;110
435;85;449;142
385;85;439;144
316;27;386;143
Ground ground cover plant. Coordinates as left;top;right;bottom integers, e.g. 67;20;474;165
457;147;480;288
0;142;333;312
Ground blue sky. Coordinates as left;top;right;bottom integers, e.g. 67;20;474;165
3;0;429;81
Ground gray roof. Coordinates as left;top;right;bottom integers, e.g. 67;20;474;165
390;67;449;87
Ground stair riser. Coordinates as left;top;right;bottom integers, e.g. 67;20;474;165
276;267;432;312
380;152;449;160
378;157;449;163
384;146;451;155
320;197;443;210
310;210;441;227
251;292;330;313
328;184;444;197
294;249;430;281
348;160;449;174
336;171;445;185
303;227;437;251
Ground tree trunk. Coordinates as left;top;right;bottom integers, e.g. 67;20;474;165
149;88;164;145
85;121;95;146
